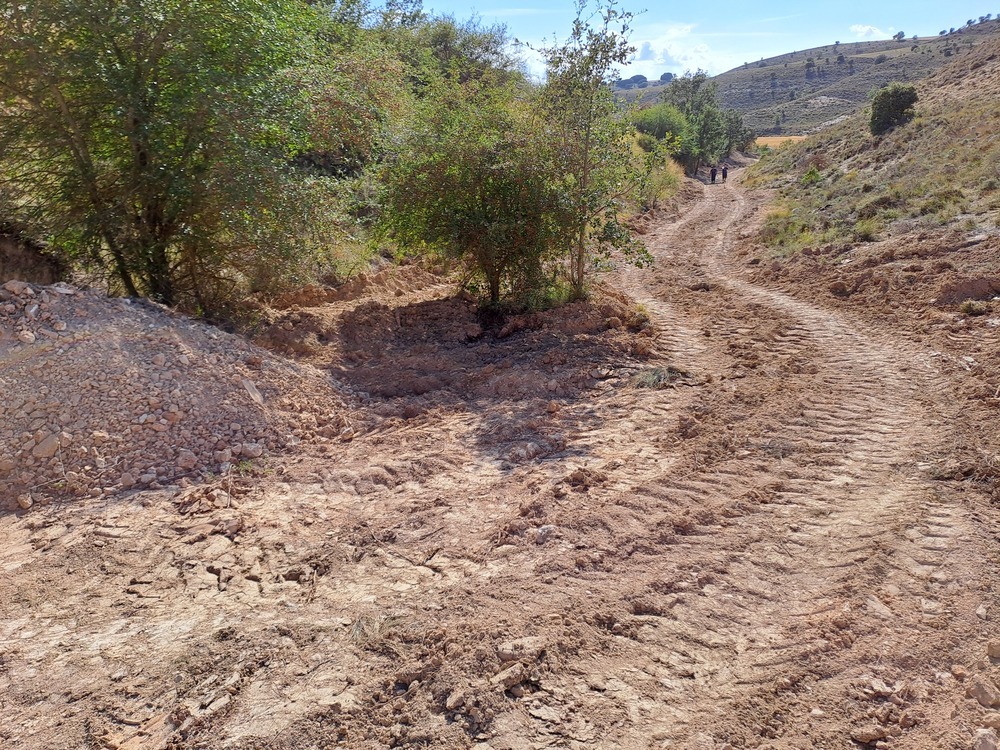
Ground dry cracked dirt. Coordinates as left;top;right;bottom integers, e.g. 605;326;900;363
2;171;1000;750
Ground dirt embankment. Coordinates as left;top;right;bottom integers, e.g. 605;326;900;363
2;172;1000;750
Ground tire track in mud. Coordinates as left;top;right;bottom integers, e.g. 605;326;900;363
582;177;997;748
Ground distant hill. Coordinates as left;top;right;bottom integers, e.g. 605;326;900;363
629;17;1000;135
744;29;1000;261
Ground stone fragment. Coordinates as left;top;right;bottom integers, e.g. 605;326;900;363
241;378;264;405
975;729;999;750
52;321;67;331
850;725;886;743
17;330;35;344
988;642;1000;659
497;636;546;663
546;400;560;414
491;663;527;690
445;691;465;710
177;450;198;470
0;457;15;473
968;676;1000;708
983;713;1000;730
241;442;263;459
865;595;893;618
898;710;920;728
533;525;556;544
151;353;166;366
16;493;33;510
32;434;61;459
3;280;30;295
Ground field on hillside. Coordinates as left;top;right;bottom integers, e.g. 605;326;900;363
755;135;808;148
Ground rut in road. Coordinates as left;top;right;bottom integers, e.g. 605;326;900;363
3;175;997;750
586;176;997;748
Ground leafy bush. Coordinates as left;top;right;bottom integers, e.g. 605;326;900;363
852;218;879;242
634;103;689;141
636;133;659;153
870;83;918;135
0;0;386;314
379;78;559;305
800;166;822;186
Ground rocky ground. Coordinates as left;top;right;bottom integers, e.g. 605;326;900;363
2;171;1000;750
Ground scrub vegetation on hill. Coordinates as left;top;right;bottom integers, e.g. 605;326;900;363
744;37;1000;256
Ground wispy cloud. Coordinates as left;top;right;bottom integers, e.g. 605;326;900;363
850;23;888;39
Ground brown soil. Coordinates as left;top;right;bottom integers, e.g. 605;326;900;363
2;171;1000;750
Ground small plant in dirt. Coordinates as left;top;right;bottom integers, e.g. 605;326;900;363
869;83;918;135
634;366;688;388
852;218;880;242
960;300;990;316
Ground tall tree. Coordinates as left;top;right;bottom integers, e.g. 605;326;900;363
379;75;558;306
0;0;367;310
536;0;651;298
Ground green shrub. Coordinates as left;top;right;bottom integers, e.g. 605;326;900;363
636;133;658;152
852;218;879;242
634;102;689;141
870;83;918;135
960;300;989;316
800;165;822;186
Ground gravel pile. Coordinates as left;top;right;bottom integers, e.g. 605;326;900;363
0;280;352;509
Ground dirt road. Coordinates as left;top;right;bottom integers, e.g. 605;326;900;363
2;175;999;750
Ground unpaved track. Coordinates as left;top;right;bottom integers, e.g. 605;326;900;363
2;175;998;750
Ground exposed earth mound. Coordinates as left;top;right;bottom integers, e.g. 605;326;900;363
0;279;350;509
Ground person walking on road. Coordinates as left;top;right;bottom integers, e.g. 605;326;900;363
722;166;728;183
710;166;717;184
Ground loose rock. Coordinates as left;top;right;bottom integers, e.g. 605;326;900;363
968;676;1000;708
975;729;999;750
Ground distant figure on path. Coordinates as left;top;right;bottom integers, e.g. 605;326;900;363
722;166;728;183
710;167;717;184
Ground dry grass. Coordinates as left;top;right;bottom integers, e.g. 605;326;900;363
756;136;807;148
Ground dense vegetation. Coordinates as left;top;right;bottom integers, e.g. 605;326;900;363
635;72;754;175
0;0;740;316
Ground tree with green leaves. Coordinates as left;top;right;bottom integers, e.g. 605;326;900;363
661;70;753;174
0;0;377;311
536;0;652;298
634;103;689;142
869;82;918;135
661;71;726;174
379;75;560;306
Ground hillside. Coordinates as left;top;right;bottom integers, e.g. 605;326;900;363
631;17;1000;135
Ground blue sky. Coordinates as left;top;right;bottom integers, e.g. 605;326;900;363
422;0;999;77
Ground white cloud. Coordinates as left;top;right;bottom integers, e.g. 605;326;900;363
850;24;888;39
